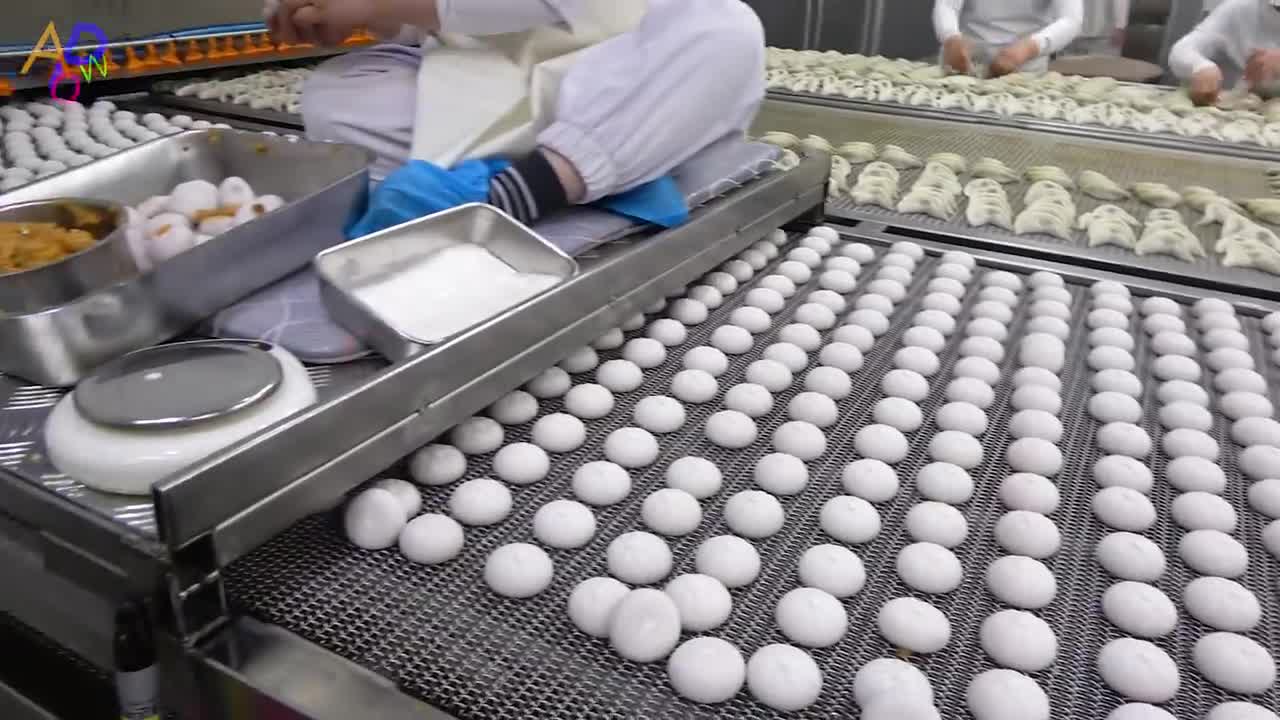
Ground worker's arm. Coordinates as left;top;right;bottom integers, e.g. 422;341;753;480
1168;0;1240;104
933;0;973;73
990;0;1081;76
269;0;566;46
1112;0;1130;46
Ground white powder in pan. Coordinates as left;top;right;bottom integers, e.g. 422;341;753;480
354;244;561;342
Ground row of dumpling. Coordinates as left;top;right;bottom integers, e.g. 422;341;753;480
765;46;1277;121
156;66;313;114
123;178;284;271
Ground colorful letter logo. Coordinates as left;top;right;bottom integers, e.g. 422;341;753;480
18;21;110;100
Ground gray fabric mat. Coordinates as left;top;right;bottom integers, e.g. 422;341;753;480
206;139;781;363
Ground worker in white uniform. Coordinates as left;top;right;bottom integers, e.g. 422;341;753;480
933;0;1084;76
1064;0;1129;56
1169;0;1280;106
266;0;766;236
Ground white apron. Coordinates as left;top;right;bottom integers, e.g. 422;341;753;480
409;1;650;167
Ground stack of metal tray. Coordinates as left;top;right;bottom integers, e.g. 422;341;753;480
754;100;1280;301
226;228;1279;719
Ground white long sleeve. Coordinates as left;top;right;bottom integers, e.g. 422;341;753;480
933;0;964;41
1033;0;1084;54
436;0;565;36
1169;25;1221;79
1167;0;1280;84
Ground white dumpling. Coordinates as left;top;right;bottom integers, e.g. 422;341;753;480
965;179;1006;198
1025;166;1075;188
1015;209;1073;241
1198;198;1245;226
1078;204;1140;230
927;152;967;174
1024;181;1072;205
837;141;878;163
1222;236;1280;275
852;186;898;210
972;157;1019;183
760;131;800;149
1132;182;1183;209
880;144;923;170
898;192;956;220
1135;225;1206;262
1078;170;1130;201
1088;219;1138;250
1241;198;1280;224
967;198;1015;231
860;162;901;182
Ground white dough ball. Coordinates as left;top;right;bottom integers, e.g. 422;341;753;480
1028;316;1071;341
776;587;848;647
877;597;951;653
409;443;467;486
609;588;680;662
344;488;406;550
853;658;933;710
954;356;1000;385
1159;401;1212;431
916;462;975;504
634;395;686;434
928;431;984;470
573;461;632;506
485;543;553;598
592;328;625;350
882;369;930;402
1235;418;1280;455
867;278;907;302
922;291;963;314
818;342;864;373
1222;392;1275;421
1267;520;1280;559
874;397;924;433
842;459;900;502
995;511;1060;558
810;288;847;312
967;670;1049;720
667;637;745;704
947;377;996;408
731;306;772;334
975;300;1015;323
798;544;866;597
1097;638;1180;703
986;555;1057;608
820;495;882;544
531;413;587;453
1206;703;1280;720
979;285;1019;307
710;325;753;355
1097;532;1167;582
895;346;941;377
903;325;947;353
1093;327;1137;351
725;490;786;538
1096;422;1151;458
1090;345;1137;372
1184;576;1261;632
1102;581;1177;638
669;369;719;404
1094;369;1141;397
604;427;660;467
623;338;667;369
745;287;786;314
641;488;702;536
805;366;852;399
794;302;837;330
913;309;956;335
526;367;572;398
648;318;689;346
492;443;550;485
683;346;729;377
569;577;630;637
559;346;600;374
1093;486;1156;531
451;416;505;455
745;359;792;392
849;308;891;336
763;341;809;372
1179;529;1248;577
664;574;732;632
776;260;812;284
564;383;616;420
1090;392;1143;424
686;285;724;311
1194;632;1276;695
665;456;722;499
1216;368;1268;394
1006;437;1063;477
1171;491;1237;532
1157;379;1209;406
1143;313;1186;336
980;610;1058;672
668;298;709;326
819;269;858;293
723;383;774;418
746;644;823;712
967;317;1009;342
449;478;513;526
1249;479;1280;518
1141;296;1181;316
1094;455;1154;494
607;531;672;585
399;513;465;564
1008;409;1064;443
879;263;914;284
755;452;809;495
1152;353;1201;382
905;502;971;548
1240;443;1280;480
1203;327;1249;351
855;424;909;464
597;359;645;392
695;535;760;588
999;473;1060;514
895;542;962;594
705;410;758;448
533;499;596;548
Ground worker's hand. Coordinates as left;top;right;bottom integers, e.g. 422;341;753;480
346;158;510;239
1246;48;1280;90
1189;65;1224;106
269;0;375;46
942;35;973;74
989;37;1039;78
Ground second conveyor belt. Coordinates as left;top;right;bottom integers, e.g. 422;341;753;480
754;99;1280;302
226;229;1280;720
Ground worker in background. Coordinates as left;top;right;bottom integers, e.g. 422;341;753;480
933;0;1084;77
266;0;766;237
1064;0;1129;56
1169;0;1280;106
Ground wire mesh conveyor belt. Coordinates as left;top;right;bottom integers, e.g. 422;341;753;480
227;229;1280;719
0;360;383;535
754;100;1280;301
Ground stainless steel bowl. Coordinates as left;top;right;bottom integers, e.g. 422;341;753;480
0;198;139;314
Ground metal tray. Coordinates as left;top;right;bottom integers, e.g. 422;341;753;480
317;204;578;362
146;93;305;130
753;100;1280;301
0;129;370;385
768;89;1280;162
227;226;1280;720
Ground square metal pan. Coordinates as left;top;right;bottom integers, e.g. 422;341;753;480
315;204;578;362
0;129;371;385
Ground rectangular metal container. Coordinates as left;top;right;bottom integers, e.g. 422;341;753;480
0;130;371;385
315;204;578;362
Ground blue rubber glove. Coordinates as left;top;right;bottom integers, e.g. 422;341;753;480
594;175;688;228
346;158;510;239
